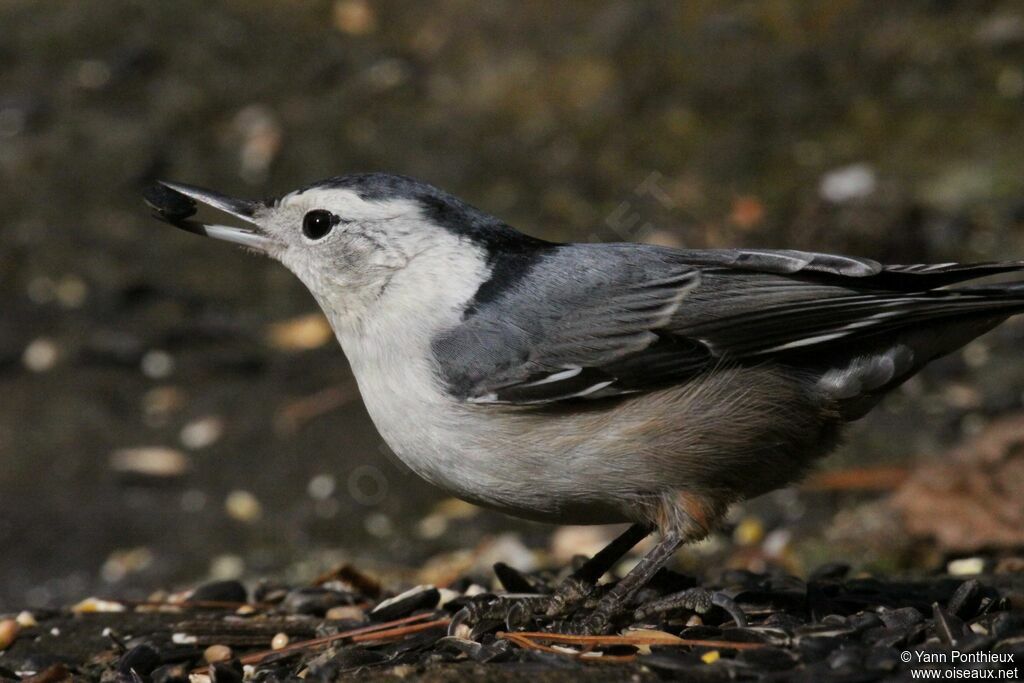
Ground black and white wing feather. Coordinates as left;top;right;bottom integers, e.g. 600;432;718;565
432;243;1024;406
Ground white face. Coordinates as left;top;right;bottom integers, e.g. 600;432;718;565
259;188;429;301
155;179;491;342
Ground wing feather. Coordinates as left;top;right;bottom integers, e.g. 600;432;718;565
432;244;1024;405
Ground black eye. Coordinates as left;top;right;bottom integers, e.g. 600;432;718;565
302;210;338;240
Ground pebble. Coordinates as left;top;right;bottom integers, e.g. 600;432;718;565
22;337;59;372
265;314;332;351
208;554;246;580
203;644;232;664
270;632;289;650
0;619;19;650
109;447;190;478
307;474;336;500
819;163;876;203
101;546;155;582
948;557;986;576
15;611;37;628
224;490;262;523
141;349;175;379
70;597;125;613
325;605;366;621
180;416;224;450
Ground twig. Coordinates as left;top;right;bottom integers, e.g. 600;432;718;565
498;630;767;652
498;632;637;664
103;598;274;611
233;613;447;666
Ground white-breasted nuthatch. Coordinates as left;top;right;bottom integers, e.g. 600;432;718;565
145;173;1024;632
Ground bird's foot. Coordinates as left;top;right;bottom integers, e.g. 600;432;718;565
633;587;747;627
547;610;618;636
542;574;600;616
447;594;549;638
447;574;610;639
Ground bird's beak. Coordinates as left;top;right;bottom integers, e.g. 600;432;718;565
143;180;274;252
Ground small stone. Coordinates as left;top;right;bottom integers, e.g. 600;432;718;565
141;350;175;378
0;620;19;650
819;163;876;203
700;650;720;664
180;417;224;450
101;546;155;582
208;554;245;580
733;517;764;546
265;313;332;351
15;611;36;628
333;0;377;35
325;605;366;621
363;512;393;538
109;447;190;479
55;275;88;308
203;644;232;663
224;490;262;523
307;474;336;500
71;597;125;613
948;557;985;576
270;632;289;650
22;338;59;372
416;513;448;539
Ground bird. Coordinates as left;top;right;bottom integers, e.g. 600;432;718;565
144;173;1024;634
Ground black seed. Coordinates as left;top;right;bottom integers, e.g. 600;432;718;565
191;580;248;604
810;562;851;581
369;586;440;622
282;587;355;616
947;579;982;619
117;644;161;677
143;184;196;221
210;660;244;683
493;563;538;593
151;664;189;683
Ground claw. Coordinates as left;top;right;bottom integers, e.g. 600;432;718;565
447;606;473;638
710;591;748;627
634;588;747;627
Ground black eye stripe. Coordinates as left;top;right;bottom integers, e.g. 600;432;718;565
302;209;339;240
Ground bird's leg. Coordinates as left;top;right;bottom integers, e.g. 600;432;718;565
449;524;651;636
563;529;686;634
546;523;650;614
507;523;651;626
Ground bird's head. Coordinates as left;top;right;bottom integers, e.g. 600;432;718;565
145;173;529;326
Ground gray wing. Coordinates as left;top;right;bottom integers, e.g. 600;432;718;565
432;244;1024;405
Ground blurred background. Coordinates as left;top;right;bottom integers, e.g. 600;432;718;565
2;0;1024;611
